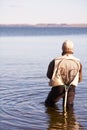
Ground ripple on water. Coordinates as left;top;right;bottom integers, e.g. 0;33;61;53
0;78;87;130
0;84;49;130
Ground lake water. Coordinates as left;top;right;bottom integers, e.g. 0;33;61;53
0;28;87;130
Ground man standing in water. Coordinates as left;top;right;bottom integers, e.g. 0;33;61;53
45;40;82;109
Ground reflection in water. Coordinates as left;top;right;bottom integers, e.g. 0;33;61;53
45;105;84;130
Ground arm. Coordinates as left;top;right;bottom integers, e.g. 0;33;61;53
46;60;55;79
79;63;82;82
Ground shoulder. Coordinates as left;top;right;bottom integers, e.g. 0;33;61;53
55;56;63;60
49;56;62;65
72;55;80;62
49;59;55;65
71;55;81;66
68;55;82;70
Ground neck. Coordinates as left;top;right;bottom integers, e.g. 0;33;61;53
62;52;73;56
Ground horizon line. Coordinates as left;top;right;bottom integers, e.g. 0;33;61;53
0;23;87;27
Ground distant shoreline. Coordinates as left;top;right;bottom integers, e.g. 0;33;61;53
0;23;87;28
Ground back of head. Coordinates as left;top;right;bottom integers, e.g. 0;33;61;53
62;40;74;54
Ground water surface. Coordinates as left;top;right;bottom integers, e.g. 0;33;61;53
0;34;87;130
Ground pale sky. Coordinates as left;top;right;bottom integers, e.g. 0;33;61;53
0;0;87;24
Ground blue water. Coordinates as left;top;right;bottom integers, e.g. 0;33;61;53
0;26;87;36
0;29;87;130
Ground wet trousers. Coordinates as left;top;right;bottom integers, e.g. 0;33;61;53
45;85;75;108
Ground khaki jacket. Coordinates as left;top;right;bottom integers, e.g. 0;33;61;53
47;54;82;86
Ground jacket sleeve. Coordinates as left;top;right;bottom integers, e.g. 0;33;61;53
46;60;55;79
79;63;82;82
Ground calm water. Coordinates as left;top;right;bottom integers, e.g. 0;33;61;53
0;31;87;129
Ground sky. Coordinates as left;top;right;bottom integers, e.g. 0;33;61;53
0;0;87;25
